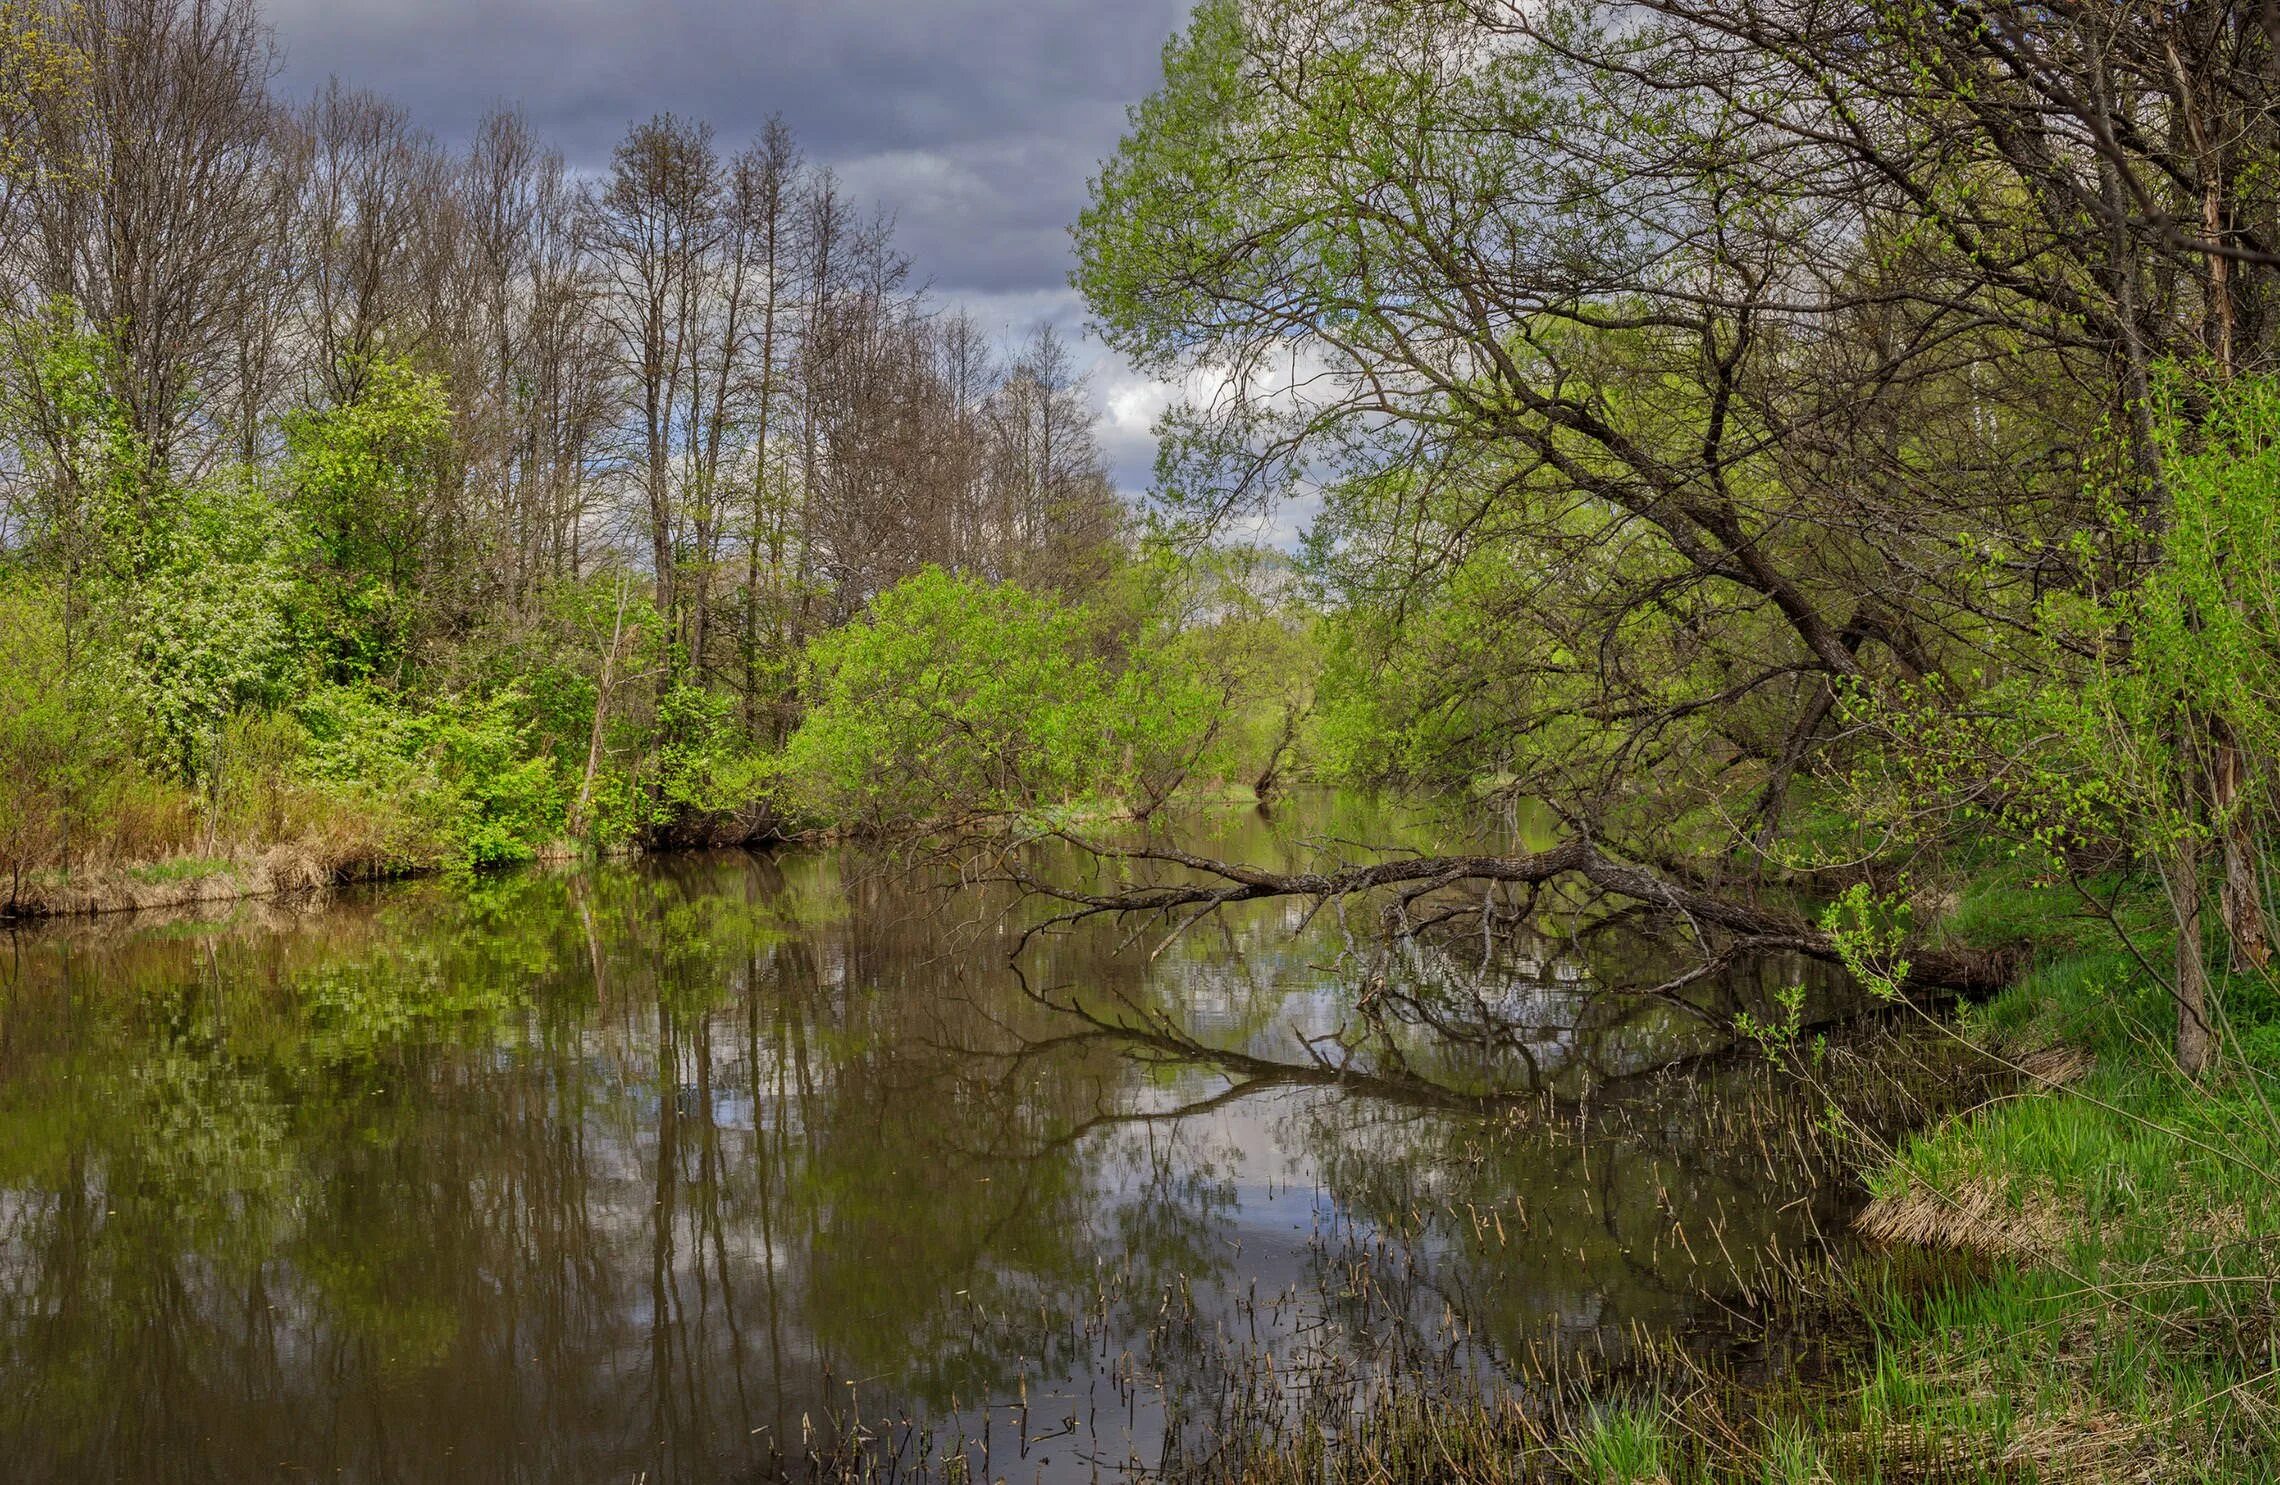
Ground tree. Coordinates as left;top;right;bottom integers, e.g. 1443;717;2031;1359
0;1;1138;877
102;472;301;800
282;354;454;681
1067;0;2128;1006
584;114;725;662
986;324;1122;592
781;568;1218;831
8;0;283;483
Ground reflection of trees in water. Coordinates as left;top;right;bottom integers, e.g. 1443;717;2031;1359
1018;877;1864;1123
1287;1086;1846;1378
0;854;1251;1481
0;799;1969;1483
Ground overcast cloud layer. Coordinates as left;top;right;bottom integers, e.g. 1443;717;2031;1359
264;0;1195;499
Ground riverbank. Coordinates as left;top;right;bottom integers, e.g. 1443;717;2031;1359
1548;946;2280;1483
0;842;420;919
0;785;1268;921
1540;883;2280;1482
1826;945;2280;1482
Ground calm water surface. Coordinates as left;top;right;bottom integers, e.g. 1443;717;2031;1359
0;795;1934;1483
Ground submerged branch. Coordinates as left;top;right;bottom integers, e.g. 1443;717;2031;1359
1006;832;2020;996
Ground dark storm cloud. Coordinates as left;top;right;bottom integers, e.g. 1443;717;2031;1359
262;0;1188;316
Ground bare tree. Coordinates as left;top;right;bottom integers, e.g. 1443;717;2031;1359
11;0;283;484
584;114;725;660
986;323;1119;591
731;116;801;738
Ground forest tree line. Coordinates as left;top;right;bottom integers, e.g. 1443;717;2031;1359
18;0;2280;1087
0;0;1312;905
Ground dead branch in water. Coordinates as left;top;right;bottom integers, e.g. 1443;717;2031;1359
997;830;2021;997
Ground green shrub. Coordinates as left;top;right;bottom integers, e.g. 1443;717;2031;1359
781;566;1223;830
297;684;565;872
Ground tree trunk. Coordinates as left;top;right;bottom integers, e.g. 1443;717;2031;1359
568;581;630;841
1252;703;1303;801
2214;739;2271;972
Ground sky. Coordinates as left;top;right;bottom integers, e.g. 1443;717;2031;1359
263;0;1196;502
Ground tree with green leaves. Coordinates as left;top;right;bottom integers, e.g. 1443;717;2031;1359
781;566;1227;832
1065;0;2280;1057
283;355;456;683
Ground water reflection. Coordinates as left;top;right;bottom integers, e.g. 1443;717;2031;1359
0;797;1953;1483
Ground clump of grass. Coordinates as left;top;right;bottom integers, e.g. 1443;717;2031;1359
1568;1402;1670;1484
1750;1421;1824;1485
123;856;235;885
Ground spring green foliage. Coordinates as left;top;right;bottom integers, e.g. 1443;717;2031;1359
104;473;304;788
1308;535;1538;792
619;681;776;845
0;328;783;893
0;574;112;898
780;566;1232;829
2029;372;2280;853
6;320;298;792
1843;372;2280;875
283;358;455;681
296;684;564;873
0;309;1306;898
1144;541;1323;796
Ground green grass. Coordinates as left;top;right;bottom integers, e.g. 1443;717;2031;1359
121;856;237;886
1569;1404;1671;1483
1512;924;2280;1481
1835;933;2280;1482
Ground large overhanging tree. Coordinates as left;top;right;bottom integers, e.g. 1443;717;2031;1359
1065;0;2280;1068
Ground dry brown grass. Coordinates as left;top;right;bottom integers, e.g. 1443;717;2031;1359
3;807;422;918
1854;1176;2070;1260
1845;1407;2178;1484
2014;1044;2095;1087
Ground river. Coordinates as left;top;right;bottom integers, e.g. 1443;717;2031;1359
0;793;1970;1483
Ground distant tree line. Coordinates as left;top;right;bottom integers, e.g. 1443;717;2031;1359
0;0;1120;706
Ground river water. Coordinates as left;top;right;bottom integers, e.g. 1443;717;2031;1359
0;794;1957;1483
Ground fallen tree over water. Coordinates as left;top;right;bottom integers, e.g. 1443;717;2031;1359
1002;831;2024;998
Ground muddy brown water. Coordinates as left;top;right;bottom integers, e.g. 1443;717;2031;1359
0;794;1968;1483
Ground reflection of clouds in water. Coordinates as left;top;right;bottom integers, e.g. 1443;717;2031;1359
1184;982;1236;1029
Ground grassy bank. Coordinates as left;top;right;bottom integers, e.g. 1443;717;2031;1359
1827;942;2280;1482
1527;885;2280;1483
1505;940;2280;1483
1;843;411;918
1608;943;2277;1482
